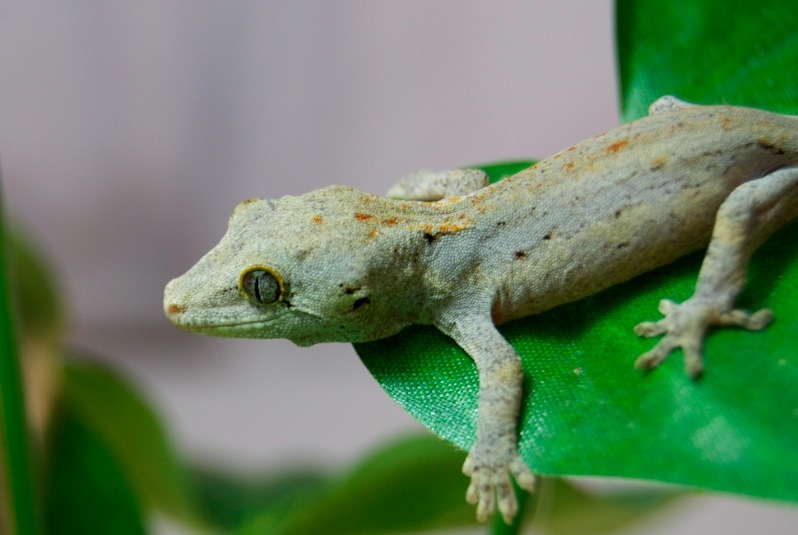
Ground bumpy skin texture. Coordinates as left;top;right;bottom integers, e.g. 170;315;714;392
164;96;798;523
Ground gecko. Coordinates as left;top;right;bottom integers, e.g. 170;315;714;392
163;96;798;524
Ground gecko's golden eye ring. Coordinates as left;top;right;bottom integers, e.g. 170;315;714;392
239;266;284;305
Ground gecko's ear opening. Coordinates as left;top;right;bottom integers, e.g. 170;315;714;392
239;265;286;305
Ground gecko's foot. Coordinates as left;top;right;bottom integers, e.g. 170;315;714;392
634;299;773;378
462;447;535;524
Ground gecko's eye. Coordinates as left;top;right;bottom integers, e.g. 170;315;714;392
239;266;284;305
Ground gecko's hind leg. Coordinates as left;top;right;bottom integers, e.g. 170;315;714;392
387;168;488;201
634;166;798;378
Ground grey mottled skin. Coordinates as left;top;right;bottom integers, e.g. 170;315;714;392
164;96;798;523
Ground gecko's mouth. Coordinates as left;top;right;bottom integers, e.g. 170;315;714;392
168;315;283;338
164;299;288;337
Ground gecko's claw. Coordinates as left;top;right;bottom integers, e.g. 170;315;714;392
463;448;535;524
634;298;774;378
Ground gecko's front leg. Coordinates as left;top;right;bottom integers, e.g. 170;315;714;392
635;167;798;377
438;314;536;524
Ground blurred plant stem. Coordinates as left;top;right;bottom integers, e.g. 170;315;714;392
0;183;40;535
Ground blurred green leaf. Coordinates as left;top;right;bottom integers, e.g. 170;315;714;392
533;478;678;535
192;467;327;531
43;400;145;535
201;434;676;535
6;228;64;342
356;1;798;508
59;359;201;526
0;188;41;535
235;435;477;535
5;218;200;530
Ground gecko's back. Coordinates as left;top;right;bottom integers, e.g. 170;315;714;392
447;103;798;323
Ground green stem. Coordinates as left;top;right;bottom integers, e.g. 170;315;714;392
0;182;40;534
489;481;538;535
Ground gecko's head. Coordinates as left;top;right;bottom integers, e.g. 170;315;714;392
164;186;412;346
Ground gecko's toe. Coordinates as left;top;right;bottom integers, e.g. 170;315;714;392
462;454;475;477
717;307;773;330
634;320;666;337
634;344;670;371
684;355;704;379
475;481;496;522
463;449;531;524
496;480;518;525
509;456;536;492
464;461;497;521
465;477;479;504
634;301;678;337
682;341;705;379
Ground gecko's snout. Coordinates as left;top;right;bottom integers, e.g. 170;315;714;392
163;278;185;323
166;302;183;316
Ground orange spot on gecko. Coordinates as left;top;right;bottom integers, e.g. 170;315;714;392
606;139;629;153
650;156;667;170
383;217;399;225
354;213;374;221
417;221;470;235
470;192;489;205
564;162;575;171
312;214;323;224
167;304;182;315
439;223;464;233
721;117;733;131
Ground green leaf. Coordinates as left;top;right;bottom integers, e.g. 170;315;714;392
235;435;478;535
59;358;201;526
42;401;146;535
355;1;798;508
6;227;64;342
617;0;798;119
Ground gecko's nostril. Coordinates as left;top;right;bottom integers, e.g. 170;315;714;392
166;303;183;316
